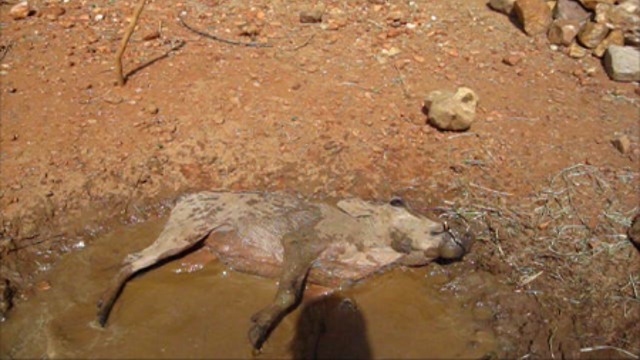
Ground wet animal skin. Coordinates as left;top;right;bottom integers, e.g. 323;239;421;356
96;191;473;350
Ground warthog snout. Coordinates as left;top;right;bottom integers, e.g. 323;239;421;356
438;221;474;259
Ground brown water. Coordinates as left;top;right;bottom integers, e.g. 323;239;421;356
0;218;498;359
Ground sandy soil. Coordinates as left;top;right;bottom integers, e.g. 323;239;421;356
1;0;639;358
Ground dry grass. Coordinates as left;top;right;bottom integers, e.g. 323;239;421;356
434;164;640;355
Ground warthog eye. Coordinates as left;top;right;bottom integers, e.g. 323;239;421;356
389;197;405;207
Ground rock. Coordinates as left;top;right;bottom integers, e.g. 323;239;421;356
592;29;624;57
238;23;260;37
578;0;616;10
554;0;591;23
424;87;479;132
628;214;640;248
146;104;159;115
594;3;613;23
604;45;640;81
601;4;640;32
514;0;553;35
568;41;589;57
0;279;13;322
10;1;31;20
489;0;517;14
577;21;609;48
611;135;631;154
548;19;581;45
40;5;65;21
503;54;523;65
300;10;323;23
142;30;160;41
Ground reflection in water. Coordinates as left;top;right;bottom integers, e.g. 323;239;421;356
292;294;371;360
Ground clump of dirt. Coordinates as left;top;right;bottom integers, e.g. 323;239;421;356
1;0;639;358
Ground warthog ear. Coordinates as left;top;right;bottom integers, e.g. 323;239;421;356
337;199;375;218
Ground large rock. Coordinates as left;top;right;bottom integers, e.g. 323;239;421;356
578;21;610;48
554;0;591;23
489;0;517;14
604;45;640;81
424;88;479;131
548;19;582;45
514;0;553;35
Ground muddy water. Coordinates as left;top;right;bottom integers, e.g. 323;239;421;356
0;219;497;359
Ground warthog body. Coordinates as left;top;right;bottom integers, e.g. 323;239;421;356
97;191;473;349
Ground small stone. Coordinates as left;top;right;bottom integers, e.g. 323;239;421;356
568;41;588;57
577;21;610;48
489;0;517;14
36;281;51;292
514;0;553;36
300;10;323;23
424;87;479;132
142;30;160;41
502;54;523;65
10;1;31;20
548;19;581;45
628;214;640;247
0;279;13;321
592;29;624;57
238;23;260;37
611;135;631;154
554;0;591;23
578;0;615;11
146;104;159;115
213;114;225;125
40;5;65;21
604;45;640;82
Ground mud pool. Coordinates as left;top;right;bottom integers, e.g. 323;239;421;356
0;218;498;359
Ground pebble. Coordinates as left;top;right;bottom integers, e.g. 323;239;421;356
36;281;51;292
146;104;159;115
300;10;323;23
489;0;516;14
611;135;630;154
143;30;161;41
10;1;31;20
40;5;65;21
502;54;523;66
567;42;588;58
628;215;640;247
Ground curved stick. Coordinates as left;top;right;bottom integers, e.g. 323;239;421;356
115;0;147;86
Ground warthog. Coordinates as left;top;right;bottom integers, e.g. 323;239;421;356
97;192;473;350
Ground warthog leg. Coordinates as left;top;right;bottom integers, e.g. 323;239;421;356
248;233;320;350
97;196;221;326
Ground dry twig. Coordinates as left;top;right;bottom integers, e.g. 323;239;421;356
178;16;272;48
115;0;147;86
